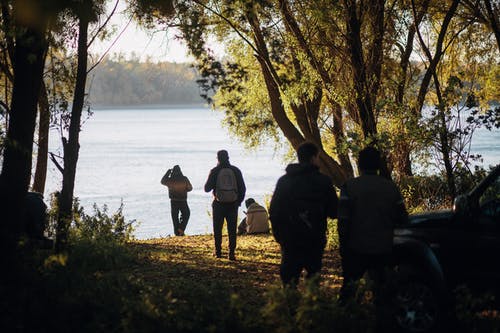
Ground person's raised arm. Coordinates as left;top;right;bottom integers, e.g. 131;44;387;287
161;169;172;185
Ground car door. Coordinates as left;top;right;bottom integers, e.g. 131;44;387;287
438;167;500;289
471;173;500;281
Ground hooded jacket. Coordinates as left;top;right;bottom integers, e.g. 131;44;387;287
269;162;338;246
161;170;193;201
245;202;270;234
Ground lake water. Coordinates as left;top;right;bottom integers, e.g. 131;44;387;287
44;106;499;240
44;107;288;239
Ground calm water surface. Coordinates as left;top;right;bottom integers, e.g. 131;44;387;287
44;106;499;239
45;107;287;239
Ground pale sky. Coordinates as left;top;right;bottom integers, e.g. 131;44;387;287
89;2;223;63
90;17;194;63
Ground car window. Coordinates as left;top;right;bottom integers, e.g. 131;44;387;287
478;176;500;224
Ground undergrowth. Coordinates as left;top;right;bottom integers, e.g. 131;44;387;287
1;199;499;333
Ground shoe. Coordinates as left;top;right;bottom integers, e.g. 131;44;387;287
213;251;222;258
178;229;185;236
228;253;236;261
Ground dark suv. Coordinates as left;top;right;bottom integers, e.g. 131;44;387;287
391;165;500;332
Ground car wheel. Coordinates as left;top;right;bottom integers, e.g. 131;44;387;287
392;265;441;332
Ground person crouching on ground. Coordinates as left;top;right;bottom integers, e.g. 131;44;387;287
237;198;270;235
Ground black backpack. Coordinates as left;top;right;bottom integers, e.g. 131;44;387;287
215;168;238;203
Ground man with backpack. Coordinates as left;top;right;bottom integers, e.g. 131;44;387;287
204;150;246;260
269;142;338;287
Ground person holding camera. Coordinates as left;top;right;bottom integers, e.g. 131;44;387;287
161;165;193;236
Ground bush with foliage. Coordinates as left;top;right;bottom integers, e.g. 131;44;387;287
398;166;492;213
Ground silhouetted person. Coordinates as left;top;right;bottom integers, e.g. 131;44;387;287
337;146;408;312
204;150;246;260
269;142;338;287
237;198;270;235
161;165;193;236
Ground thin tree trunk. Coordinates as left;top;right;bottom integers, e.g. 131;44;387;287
56;18;89;252
433;73;456;199
391;0;432;178
32;81;50;194
413;0;460;115
484;0;500;52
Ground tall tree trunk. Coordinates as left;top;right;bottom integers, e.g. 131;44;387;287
433;73;456;200
248;10;348;186
344;0;391;178
279;0;354;177
32;81;50;194
345;0;377;139
0;26;47;257
332;103;354;178
56;18;89;252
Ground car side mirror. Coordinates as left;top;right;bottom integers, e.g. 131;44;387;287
453;194;470;220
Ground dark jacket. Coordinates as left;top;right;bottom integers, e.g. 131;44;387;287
337;173;408;254
269;163;338;246
161;172;193;201
204;162;246;205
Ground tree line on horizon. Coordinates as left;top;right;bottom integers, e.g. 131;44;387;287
87;55;205;106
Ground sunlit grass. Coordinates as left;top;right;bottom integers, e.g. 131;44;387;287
131;233;343;313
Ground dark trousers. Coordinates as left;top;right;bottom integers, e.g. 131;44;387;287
280;243;325;286
171;200;190;236
212;201;238;255
339;249;392;304
339;250;393;331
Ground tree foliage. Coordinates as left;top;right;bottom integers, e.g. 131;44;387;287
132;0;499;192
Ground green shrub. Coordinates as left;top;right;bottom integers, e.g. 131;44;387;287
397;166;491;213
70;201;136;243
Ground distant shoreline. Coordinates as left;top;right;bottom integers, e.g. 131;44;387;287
92;103;209;110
